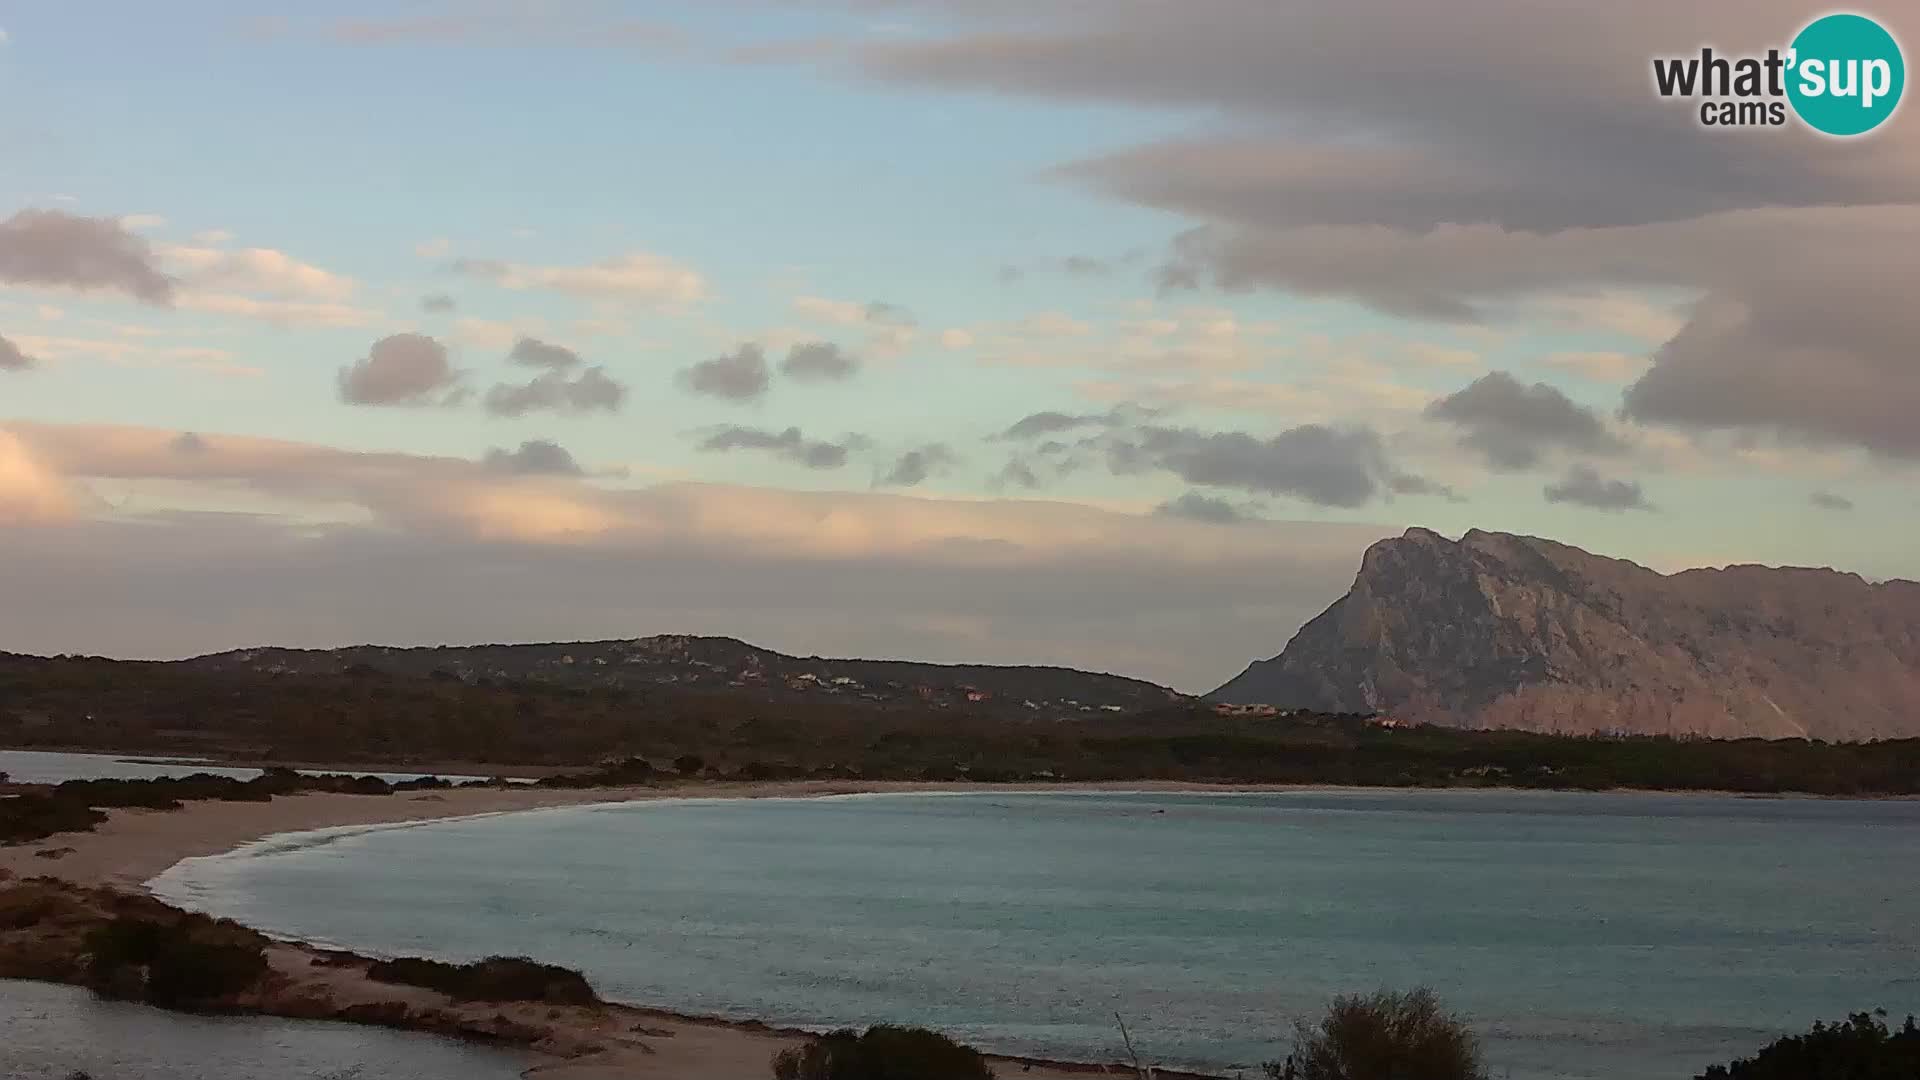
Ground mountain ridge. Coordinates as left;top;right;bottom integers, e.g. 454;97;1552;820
1211;528;1920;739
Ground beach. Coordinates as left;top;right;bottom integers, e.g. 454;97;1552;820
4;780;1240;1080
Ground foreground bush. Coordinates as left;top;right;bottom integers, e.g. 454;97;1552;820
1696;1011;1920;1078
772;1025;996;1080
1;795;108;845
1267;988;1486;1080
366;954;597;1005
83;915;268;1008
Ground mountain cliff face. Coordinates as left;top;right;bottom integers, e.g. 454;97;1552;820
1211;528;1920;739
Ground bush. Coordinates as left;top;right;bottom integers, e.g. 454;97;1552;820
771;1025;996;1080
1696;1011;1920;1079
366;954;597;1005
83;916;268;1008
674;754;706;776
1266;988;1486;1080
0;795;108;845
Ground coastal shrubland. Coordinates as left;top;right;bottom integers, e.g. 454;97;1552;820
1695;1011;1920;1078
4;651;1919;799
1266;988;1486;1080
83;913;270;1008
365;954;599;1005
772;1024;996;1080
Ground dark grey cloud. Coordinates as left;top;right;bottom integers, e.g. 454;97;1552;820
697;425;855;470
170;432;208;455
843;3;1920;460
1116;423;1393;508
680;344;771;402
0;334;35;371
485;366;626;417
337;333;464;406
1156;492;1259;524
1426;371;1625;470
781;342;861;382
997;405;1148;441
877;444;959;488
508;336;582;370
1544;464;1652;512
992;459;1042;490
860;3;1919;234
420;293;457;314
0;209;175;304
1388;473;1462;502
482;439;584;476
1809;491;1855;512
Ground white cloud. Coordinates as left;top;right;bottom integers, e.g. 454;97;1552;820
454;252;706;308
176;292;379;329
161;244;357;301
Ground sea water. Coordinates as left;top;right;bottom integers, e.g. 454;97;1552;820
150;789;1920;1079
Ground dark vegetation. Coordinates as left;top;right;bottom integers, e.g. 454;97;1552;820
1;767;495;845
3;652;1917;799
1266;988;1486;1080
1696;1011;1920;1079
83;913;269;1008
772;1024;996;1080
366;954;598;1005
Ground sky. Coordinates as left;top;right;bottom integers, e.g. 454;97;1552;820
1;1;1916;692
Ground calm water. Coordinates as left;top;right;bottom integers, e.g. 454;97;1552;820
151;790;1920;1079
0;979;528;1080
0;748;506;785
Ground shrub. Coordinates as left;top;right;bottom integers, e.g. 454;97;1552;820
0;795;108;845
674;754;706;776
1266;988;1486;1080
771;1025;996;1080
83;916;268;1008
367;954;597;1005
1695;1011;1920;1079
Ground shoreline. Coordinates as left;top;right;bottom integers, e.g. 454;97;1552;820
4;780;1287;1079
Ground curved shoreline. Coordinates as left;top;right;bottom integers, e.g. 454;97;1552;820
7;780;1279;1080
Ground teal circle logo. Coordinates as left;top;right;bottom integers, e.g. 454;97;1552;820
1787;13;1905;136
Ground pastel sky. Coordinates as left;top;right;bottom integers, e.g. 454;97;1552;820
2;1;1916;691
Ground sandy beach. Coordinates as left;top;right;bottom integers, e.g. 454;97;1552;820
4;779;1237;1080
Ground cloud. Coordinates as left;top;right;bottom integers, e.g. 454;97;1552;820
1809;490;1855;512
877;444;959;487
161;243;355;301
697;425;855;470
0;430;83;524
507;336;582;370
421;293;457;313
0;420;1397;690
450;252;705;308
485;366;626;417
1112;423;1395;508
839;3;1920;460
680;344;771;402
337;333;464;406
1543;350;1650;384
176;293;378;328
483;439;584;476
780;341;860;382
1156;491;1259;524
1543;464;1652;512
997;406;1143;441
170;432;209;455
0;334;36;371
1425;371;1625;470
0;209;175;303
992;459;1042;490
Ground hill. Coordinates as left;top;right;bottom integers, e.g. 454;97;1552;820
181;635;1185;716
1211;528;1920;739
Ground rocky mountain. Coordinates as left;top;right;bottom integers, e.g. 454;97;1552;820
1211;528;1920;739
183;635;1185;716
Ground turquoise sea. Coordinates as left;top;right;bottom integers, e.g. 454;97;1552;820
150;789;1920;1079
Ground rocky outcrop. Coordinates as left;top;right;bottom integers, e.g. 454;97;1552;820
1211;528;1920;739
